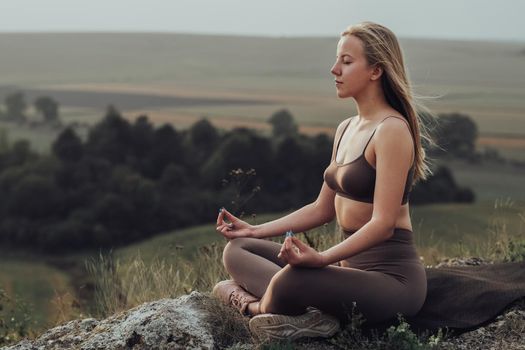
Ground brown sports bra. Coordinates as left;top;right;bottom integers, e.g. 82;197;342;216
323;116;415;205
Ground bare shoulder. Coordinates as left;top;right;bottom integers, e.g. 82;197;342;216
377;115;412;137
375;114;414;161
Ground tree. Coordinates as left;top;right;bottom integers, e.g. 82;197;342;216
200;127;272;190
0;128;8;154
4;92;27;123
7;174;63;219
34;96;59;123
267;109;298;137
52;127;83;162
147;124;184;179
433;113;478;158
410;165;475;204
188;118;219;164
130;115;154;159
5;140;36;167
85;106;132;164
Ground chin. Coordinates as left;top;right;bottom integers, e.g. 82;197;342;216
336;91;351;99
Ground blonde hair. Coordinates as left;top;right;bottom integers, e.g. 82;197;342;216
341;21;439;185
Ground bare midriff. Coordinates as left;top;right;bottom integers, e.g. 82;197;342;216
335;197;412;233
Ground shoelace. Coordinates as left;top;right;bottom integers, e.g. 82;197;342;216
229;287;256;313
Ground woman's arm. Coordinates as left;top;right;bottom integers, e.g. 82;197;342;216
251;182;337;238
250;119;352;239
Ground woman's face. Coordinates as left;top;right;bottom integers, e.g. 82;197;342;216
330;35;375;99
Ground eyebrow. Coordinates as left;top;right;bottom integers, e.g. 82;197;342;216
336;54;354;59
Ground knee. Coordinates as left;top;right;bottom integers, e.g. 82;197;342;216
268;265;305;299
222;237;253;271
262;265;307;314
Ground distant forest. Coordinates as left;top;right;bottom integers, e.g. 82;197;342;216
0;94;484;252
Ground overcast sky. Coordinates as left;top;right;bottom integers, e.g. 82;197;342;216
0;0;523;42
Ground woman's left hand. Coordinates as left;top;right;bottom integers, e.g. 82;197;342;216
277;236;327;268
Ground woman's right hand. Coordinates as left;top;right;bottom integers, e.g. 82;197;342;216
216;208;256;240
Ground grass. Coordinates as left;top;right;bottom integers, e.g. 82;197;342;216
0;260;76;329
446;159;525;201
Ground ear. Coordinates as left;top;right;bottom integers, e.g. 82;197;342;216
370;64;383;81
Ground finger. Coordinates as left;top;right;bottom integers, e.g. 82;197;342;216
284;240;296;257
286;238;293;251
217;223;231;233
282;240;289;253
223;208;236;222
291;237;305;251
279;248;289;261
216;223;227;231
220;226;232;235
216;210;225;226
287;238;301;256
221;223;233;231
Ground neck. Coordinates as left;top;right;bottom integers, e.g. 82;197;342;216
353;82;391;122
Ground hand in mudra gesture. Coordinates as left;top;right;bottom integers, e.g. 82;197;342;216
278;236;327;268
216;208;254;240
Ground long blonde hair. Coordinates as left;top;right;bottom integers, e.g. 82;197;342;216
341;21;438;185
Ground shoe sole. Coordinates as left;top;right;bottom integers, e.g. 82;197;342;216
249;308;340;341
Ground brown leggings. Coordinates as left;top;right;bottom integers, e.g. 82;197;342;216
221;228;427;325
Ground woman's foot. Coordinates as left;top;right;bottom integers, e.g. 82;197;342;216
249;307;340;341
212;280;260;316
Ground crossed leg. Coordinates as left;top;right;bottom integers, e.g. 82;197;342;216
222;237;419;324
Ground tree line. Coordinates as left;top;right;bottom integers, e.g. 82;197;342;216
0;107;476;252
0;91;61;127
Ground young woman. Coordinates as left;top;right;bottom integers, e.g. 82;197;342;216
213;21;435;341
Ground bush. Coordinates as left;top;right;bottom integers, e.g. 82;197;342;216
0;288;34;346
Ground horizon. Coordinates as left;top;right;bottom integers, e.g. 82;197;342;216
0;0;523;43
0;31;521;45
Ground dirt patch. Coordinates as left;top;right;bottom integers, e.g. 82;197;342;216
477;136;525;148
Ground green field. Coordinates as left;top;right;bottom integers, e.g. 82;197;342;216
0;257;75;330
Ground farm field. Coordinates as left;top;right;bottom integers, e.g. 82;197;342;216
0;33;524;158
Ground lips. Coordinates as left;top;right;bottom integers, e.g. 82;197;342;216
335;80;343;84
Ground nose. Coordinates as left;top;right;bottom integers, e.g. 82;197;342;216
330;62;340;77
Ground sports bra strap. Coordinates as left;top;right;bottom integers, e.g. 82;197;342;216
332;117;354;161
361;115;412;155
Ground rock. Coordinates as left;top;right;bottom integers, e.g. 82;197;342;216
3;291;218;350
434;256;495;268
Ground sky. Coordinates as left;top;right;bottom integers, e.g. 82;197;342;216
0;0;523;42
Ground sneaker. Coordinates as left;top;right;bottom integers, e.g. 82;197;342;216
249;306;340;341
212;279;259;316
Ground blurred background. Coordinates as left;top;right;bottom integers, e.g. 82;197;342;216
0;0;524;343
